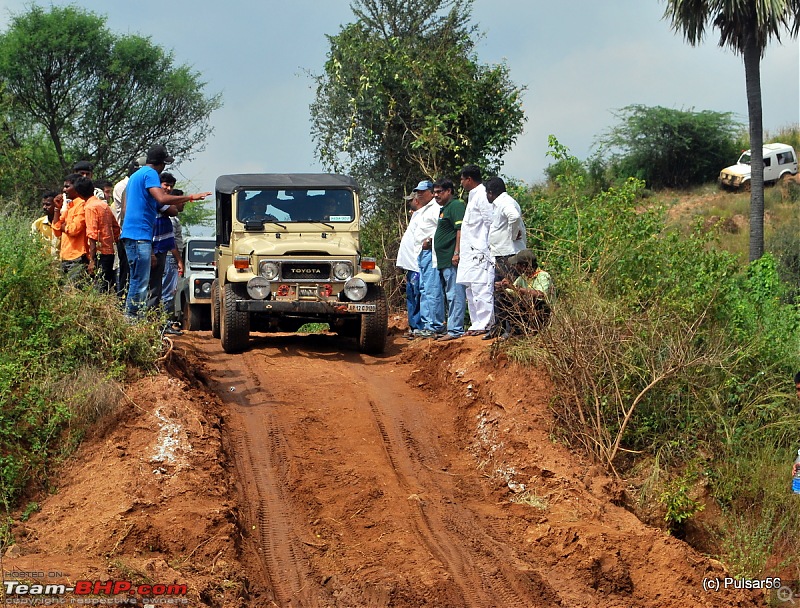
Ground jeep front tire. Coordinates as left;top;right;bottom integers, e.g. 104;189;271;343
220;282;250;353
358;285;388;354
211;279;221;339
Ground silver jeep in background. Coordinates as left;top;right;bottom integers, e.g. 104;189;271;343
175;237;215;331
211;173;388;354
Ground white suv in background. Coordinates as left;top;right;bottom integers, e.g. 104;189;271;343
719;143;798;190
175;237;216;330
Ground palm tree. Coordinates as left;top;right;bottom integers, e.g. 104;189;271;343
663;0;800;261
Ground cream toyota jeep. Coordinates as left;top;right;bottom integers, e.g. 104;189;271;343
211;174;387;354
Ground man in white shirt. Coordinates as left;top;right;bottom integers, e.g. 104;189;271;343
396;193;425;337
411;180;444;338
485;176;527;336
456;165;495;333
487;176;526;265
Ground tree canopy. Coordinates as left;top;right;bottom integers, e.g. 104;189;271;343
310;0;525;211
599;105;742;189
0;4;221;208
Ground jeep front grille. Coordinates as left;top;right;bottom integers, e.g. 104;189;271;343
282;263;330;280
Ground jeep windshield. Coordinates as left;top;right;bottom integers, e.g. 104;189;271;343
738;152;751;165
236;189;355;224
188;239;216;265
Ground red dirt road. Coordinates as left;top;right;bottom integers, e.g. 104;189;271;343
189;329;763;608
4;327;765;607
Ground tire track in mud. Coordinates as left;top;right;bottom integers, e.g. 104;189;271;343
207;349;321;607
363;392;553;608
198;334;554;606
365;399;483;608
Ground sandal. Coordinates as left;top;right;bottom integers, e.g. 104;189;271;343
465;329;487;336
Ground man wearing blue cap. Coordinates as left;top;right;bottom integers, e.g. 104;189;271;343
396;192;425;337
410;179;444;338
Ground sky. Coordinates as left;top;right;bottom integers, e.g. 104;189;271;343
0;0;797;197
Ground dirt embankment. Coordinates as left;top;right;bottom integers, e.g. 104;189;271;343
4;326;765;607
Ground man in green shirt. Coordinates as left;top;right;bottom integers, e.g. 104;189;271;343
487;249;553;340
433;179;468;341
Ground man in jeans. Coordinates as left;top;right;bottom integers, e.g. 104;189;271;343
120;144;210;319
147;173;185;324
411;180;444;338
432;179;467;341
396;192;425;337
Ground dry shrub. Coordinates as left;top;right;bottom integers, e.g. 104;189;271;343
531;277;731;475
67;367;122;430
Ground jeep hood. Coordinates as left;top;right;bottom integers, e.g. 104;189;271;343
720;163;750;178
234;232;360;257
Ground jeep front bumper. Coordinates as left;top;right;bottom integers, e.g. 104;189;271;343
235;300;376;314
719;172;744;188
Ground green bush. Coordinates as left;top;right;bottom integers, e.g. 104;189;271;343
0;213;160;507
517;138;800;576
598;105;742;189
767;215;800;300
660;470;705;535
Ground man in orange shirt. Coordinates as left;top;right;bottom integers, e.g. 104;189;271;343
52;173;89;282
83;176;120;293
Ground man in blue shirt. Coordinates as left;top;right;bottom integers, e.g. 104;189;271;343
120;144;210;319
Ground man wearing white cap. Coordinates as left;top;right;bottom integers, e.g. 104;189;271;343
410;179;444;338
396;192;425;337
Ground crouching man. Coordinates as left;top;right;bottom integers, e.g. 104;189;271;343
486;249;553;341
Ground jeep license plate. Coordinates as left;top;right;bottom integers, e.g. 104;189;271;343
347;303;377;313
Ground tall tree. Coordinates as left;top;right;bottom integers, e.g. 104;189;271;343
663;0;800;261
0;5;221;185
0;89;63;211
310;0;525;213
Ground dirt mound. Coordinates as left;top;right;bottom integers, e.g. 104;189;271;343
5;371;251;606
396;336;761;607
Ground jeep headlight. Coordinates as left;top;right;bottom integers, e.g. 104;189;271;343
194;279;212;297
259;261;280;281
332;261;353;281
247;276;271;300
344;277;367;301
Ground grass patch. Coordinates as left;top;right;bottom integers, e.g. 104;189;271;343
297;323;330;333
510;490;549;510
0;212;161;511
